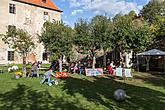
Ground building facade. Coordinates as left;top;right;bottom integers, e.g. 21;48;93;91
0;0;62;64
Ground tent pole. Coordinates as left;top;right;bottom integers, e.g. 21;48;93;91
146;56;151;72
136;55;139;72
164;56;165;74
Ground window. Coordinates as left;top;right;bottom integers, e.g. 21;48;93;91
44;12;48;15
42;0;46;3
9;3;16;14
42;52;48;61
8;51;14;61
52;19;55;22
43;12;49;20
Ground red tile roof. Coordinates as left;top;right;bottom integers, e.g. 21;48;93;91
14;0;62;12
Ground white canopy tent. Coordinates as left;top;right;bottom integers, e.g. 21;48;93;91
136;49;165;73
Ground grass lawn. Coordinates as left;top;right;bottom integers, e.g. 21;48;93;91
0;72;165;110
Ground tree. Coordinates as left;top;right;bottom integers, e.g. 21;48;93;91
112;13;153;66
74;16;114;68
140;0;165;37
90;15;114;67
1;27;35;76
74;18;92;65
140;0;165;24
39;22;74;72
112;14;133;64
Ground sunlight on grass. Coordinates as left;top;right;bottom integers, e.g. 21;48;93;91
0;72;165;110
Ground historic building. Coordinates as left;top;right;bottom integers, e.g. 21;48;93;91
0;0;62;64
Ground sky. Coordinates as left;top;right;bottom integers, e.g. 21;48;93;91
53;0;151;27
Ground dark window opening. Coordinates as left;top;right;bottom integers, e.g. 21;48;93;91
9;3;16;14
8;51;14;61
43;12;49;20
43;52;48;61
42;0;46;3
44;12;48;15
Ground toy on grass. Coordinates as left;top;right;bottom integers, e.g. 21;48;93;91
15;71;23;79
8;65;19;72
48;78;58;86
113;89;126;102
55;71;69;78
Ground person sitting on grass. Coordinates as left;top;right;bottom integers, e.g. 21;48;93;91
40;69;58;86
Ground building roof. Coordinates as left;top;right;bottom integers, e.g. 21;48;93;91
13;0;62;12
137;49;165;56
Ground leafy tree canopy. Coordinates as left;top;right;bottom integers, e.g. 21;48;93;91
112;12;153;53
140;0;165;38
2;27;35;55
39;22;74;60
1;27;35;75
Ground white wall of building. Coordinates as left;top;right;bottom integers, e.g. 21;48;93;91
0;0;61;64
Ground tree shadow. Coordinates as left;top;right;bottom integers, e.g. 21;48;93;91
61;76;165;110
0;84;86;110
133;72;165;88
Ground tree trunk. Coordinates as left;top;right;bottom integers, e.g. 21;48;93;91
146;56;151;71
22;54;26;77
119;47;125;68
120;52;125;67
103;50;107;67
59;57;62;72
92;56;96;69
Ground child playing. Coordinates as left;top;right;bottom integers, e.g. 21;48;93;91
40;69;58;86
31;61;39;77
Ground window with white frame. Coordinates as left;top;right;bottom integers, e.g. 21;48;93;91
9;3;16;14
8;51;14;61
43;12;49;21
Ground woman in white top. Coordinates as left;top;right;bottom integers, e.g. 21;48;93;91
110;61;115;69
110;61;116;75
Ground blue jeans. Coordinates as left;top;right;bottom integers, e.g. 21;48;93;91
32;69;39;77
79;69;84;74
40;75;51;84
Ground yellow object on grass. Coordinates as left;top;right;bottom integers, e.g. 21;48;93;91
15;71;23;76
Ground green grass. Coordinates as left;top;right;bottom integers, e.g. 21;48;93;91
0;72;165;110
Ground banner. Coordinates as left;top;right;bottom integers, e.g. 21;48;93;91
85;68;103;76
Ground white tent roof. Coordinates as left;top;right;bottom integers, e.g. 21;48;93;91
137;49;165;56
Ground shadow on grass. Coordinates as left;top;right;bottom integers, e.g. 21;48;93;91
0;84;86;110
61;76;165;110
134;72;165;88
0;75;165;110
